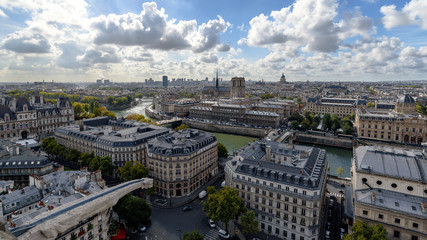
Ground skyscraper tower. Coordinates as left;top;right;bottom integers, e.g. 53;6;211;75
162;76;168;87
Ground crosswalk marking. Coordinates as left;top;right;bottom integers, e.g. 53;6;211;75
329;192;344;198
205;229;218;240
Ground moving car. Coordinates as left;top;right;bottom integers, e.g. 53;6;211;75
182;205;192;212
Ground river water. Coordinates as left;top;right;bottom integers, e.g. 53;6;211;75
111;98;153;118
111;100;353;178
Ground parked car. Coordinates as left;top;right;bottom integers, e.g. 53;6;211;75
138;226;146;232
199;190;207;199
218;229;230;239
182;205;192;212
208;219;216;228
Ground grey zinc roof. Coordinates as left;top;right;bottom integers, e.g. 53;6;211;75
1;186;42;214
148;129;216;156
355;189;427;219
246;111;279;117
355;146;427;183
235;141;326;189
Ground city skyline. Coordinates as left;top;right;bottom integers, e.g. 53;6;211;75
0;0;427;82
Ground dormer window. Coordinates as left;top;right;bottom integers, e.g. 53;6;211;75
23;104;28;111
4;113;9;121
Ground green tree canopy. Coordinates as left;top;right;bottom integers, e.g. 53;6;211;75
174;124;189;131
203;187;246;232
336;166;345;177
182;230;204;240
240;210;259;234
217;142;228;158
259;93;275;99
343;220;387;240
117;161;149;182
114;194;151;228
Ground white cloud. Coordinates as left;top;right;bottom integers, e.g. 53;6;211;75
381;0;427;29
92;2;230;53
239;0;374;53
3;31;51;53
0;9;7;18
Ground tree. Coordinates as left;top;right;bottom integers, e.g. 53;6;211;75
107;96;115;105
72;102;84;118
367;102;375;108
259;93;275;99
322;113;332;130
342;123;354;135
289;113;304;123
174;124;189;131
291;120;299;129
336;166;345;178
343;220;387;240
183;230;204;240
203;187;246;232
114;194;151;228
240;210;259;234
217;142;228;158
117;161;149;182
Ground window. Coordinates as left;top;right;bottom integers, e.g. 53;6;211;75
376;180;382;185
395;218;400;224
407;186;414;191
412;236;418;240
413;223;418;228
362;178;367;183
394;231;400;238
391;183;397;188
363;210;368;215
378;214;383;219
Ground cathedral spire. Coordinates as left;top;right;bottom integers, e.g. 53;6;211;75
216;70;219;88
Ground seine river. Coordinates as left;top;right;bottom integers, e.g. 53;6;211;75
112;100;353;178
112;98;153;118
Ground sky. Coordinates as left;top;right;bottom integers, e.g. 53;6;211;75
0;0;426;83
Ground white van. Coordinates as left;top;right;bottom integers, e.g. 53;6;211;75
199;190;207;199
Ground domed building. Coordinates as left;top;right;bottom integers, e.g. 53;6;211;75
280;73;286;83
355;94;427;145
395;94;417;114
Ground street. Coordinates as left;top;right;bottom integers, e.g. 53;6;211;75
129;179;225;240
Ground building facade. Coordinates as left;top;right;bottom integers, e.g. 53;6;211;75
0;141;56;187
225;141;328;240
55;117;170;167
230;77;245;98
306;97;367;118
351;145;427;240
146;129;218;198
189;103;281;127
355;95;427;144
0;96;74;140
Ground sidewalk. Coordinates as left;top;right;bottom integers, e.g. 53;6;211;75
150;173;223;209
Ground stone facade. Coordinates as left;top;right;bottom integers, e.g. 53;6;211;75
146;129;218;198
231;77;245;98
190;103;281;127
305;97;367;118
225;141;328;240
55;117;169;167
0;96;74;140
355;95;427;144
351;145;427;240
